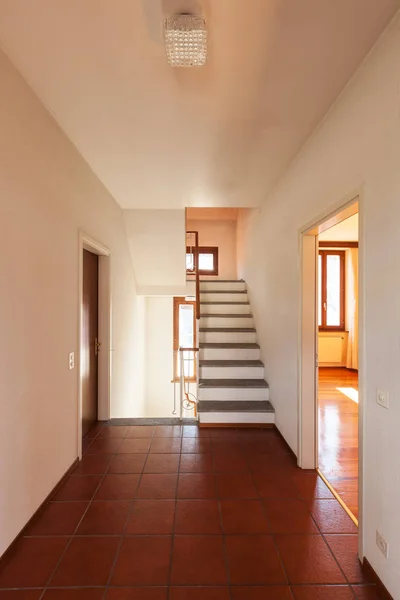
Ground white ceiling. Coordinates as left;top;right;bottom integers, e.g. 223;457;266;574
0;0;398;209
319;213;359;242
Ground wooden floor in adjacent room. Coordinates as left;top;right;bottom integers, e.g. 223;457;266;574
318;367;359;519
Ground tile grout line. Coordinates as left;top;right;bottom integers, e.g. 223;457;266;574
165;425;183;600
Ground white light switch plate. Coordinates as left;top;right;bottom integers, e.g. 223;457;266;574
376;390;389;409
69;352;75;370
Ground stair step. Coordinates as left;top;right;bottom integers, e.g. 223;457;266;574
198;400;274;413
200;343;260;349
200;302;250;305
199;360;264;367
200;314;253;318
199;379;269;388
200;328;256;333
201;290;247;294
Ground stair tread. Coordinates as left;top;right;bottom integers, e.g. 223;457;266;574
200;343;260;348
200;314;253;318
200;327;256;332
200;360;264;367
199;379;269;388
200;279;245;283
200;290;247;294
200;302;250;305
198;400;274;413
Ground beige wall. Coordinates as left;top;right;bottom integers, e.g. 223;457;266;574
237;14;400;595
187;218;237;280
0;49;144;555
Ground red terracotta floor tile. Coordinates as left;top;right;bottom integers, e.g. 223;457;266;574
137;474;178;499
51;536;120;586
154;425;182;437
0;593;43;600
179;454;214;473
169;588;230;600
170;536;228;585
126;425;156;438
352;586;380;599
262;499;318;534
247;453;298;474
0;537;68;587
111;536;172;585
325;535;370;583
220;500;269;534
252;473;300;499
181;438;211;453
213;453;249;473
178;474;217;499
230;587;293;600
175;500;221;534
108;454;147;474
43;590;106;599
76;500;131;534
74;453;114;474
144;453;180;473
182;425;210;438
216;474;258;499
210;440;243;454
87;438;123;454
95;474;140;500
308;499;358;534
292;473;335;499
225;535;286;585
126;500;175;534
54;475;102;501
107;589;167;600
85;423;104;438
119;438;152;454
276;535;346;584
291;586;354;599
150;438;182;454
25;501;88;535
98;426;128;438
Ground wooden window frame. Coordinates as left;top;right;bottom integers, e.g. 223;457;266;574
319;250;345;331
186;246;219;276
173;297;197;382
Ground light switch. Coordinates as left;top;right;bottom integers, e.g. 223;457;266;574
376;390;389;409
69;352;75;370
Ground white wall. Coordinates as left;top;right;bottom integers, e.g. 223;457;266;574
237;14;400;595
0;49;143;555
187;218;237;280
124;209;187;294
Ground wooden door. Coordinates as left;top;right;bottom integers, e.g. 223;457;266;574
82;250;99;436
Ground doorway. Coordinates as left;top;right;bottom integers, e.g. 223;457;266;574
81;249;99;437
317;213;359;520
298;196;361;530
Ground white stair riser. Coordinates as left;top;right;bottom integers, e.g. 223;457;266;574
200;331;257;344
199;412;275;424
198;387;270;401
200;347;261;361
200;292;248;303
200;366;264;379
200;316;254;328
200;281;246;291
200;303;251;315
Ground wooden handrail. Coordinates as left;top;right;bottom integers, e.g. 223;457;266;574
179;347;199;352
186;230;200;320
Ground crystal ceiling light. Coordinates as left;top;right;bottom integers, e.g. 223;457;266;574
164;14;207;67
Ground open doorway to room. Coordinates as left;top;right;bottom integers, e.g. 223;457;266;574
317;213;359;519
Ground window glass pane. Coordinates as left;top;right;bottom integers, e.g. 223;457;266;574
178;304;194;377
199;253;214;271
318;254;322;326
186;253;194;271
326;255;341;326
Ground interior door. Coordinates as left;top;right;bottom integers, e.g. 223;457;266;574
82;249;99;436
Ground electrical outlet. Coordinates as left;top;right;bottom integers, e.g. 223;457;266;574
376;390;389;409
376;530;389;558
69;352;75;370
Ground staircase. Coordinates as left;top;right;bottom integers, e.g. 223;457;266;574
197;279;275;425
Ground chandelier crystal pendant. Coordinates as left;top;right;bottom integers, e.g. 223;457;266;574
164;14;207;67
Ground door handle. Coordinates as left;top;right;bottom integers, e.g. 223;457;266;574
95;338;101;356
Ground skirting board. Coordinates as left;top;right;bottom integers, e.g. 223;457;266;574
362;558;394;600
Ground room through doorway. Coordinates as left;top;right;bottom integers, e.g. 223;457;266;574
317;212;359;520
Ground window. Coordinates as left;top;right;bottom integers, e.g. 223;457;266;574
318;250;345;330
173;297;196;381
186;246;218;276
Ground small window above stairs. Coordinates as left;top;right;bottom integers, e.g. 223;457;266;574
198;279;275;425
